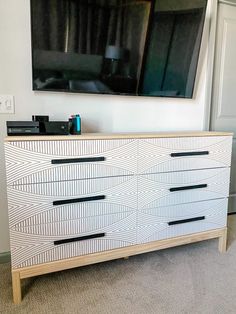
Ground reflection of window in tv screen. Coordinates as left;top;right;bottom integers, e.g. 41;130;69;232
31;0;208;98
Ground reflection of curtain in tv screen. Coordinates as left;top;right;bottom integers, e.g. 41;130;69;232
32;0;151;81
31;0;149;55
31;0;68;51
31;0;110;54
67;0;110;54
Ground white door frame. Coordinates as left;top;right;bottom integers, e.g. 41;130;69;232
206;1;236;130
204;0;219;130
209;0;236;213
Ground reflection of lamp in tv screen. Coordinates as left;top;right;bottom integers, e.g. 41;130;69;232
30;0;208;98
105;46;124;75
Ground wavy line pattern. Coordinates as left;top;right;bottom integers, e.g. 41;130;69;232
138;168;230;208
138;136;232;174
4;136;232;269
137;199;228;243
5;139;138;185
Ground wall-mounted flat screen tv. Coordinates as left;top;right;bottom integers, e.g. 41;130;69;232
31;0;208;98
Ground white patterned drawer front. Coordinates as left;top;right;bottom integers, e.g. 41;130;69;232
5;136;233;186
5;139;137;185
138;136;232;174
7;176;138;227
10;213;137;269
10;202;136;236
138;168;230;208
137;198;228;243
4;134;233;271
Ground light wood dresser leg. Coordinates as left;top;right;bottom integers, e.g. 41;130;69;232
218;228;227;253
12;271;22;304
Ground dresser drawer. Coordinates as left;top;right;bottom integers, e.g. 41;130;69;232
7;176;138;227
11;202;136;236
138;168;230;208
5;139;137;185
137;198;228;243
138;136;232;174
10;213;137;269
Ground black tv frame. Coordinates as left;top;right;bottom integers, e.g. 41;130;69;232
30;0;208;99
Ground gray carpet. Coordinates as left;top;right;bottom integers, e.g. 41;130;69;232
1;216;236;314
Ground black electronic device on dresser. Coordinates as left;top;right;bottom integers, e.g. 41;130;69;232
7;121;40;135
43;121;69;135
7;116;69;136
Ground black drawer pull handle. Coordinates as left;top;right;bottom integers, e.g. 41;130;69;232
51;157;106;164
54;233;106;245
168;216;205;226
169;184;207;192
171;151;209;157
53;195;106;206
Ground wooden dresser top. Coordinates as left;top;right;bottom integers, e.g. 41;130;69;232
4;131;233;142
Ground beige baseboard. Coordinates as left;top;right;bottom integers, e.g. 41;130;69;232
0;252;11;264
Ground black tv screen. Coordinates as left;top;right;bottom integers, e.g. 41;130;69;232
31;0;207;98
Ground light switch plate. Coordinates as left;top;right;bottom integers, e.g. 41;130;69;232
0;95;15;114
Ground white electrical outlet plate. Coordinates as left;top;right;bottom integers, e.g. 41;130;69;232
0;95;15;114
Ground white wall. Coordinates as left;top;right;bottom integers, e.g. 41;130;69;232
0;0;215;253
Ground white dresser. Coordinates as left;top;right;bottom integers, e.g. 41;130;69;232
4;132;233;303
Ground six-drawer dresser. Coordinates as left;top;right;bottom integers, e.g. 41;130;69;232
4;132;233;303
